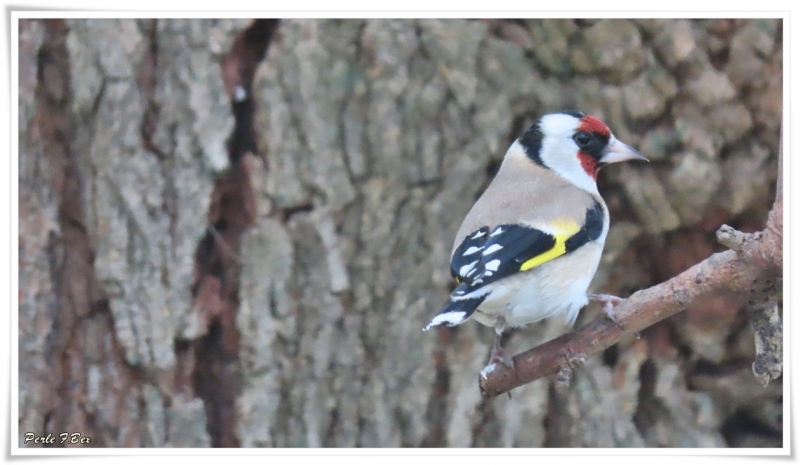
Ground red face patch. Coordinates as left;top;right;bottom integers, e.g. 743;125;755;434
578;151;598;181
578;115;611;138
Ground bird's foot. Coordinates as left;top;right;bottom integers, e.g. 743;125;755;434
489;345;515;370
489;320;514;370
587;293;626;330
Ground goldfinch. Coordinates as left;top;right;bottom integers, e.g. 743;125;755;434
424;111;647;368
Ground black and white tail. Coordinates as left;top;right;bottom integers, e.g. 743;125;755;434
423;286;487;331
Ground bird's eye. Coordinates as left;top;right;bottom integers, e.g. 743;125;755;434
574;131;592;148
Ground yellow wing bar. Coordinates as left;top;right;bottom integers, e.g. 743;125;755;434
519;220;580;271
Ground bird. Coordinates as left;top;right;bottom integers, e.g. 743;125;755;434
424;110;648;369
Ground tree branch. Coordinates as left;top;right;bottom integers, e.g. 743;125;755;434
748;299;782;386
479;126;783;399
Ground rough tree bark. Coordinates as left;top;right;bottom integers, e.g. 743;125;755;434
19;18;782;448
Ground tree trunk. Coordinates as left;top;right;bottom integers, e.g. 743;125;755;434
18;18;782;448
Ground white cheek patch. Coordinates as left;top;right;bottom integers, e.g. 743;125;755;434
536;113;601;196
539;113;582;135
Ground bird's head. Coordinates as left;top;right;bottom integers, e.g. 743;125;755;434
516;110;648;193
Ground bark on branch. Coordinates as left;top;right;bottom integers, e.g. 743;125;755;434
479;127;783;399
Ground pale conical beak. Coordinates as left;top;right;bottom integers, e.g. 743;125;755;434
600;137;649;164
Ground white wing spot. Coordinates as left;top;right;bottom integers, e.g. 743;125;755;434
483;244;503;255
490;227;504;237
485;259;501;272
459;260;478;276
463;246;482;256
471;230;487;240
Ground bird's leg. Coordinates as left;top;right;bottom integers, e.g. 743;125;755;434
489;317;514;369
587;293;625;329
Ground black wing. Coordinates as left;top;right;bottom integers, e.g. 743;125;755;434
450;226;490;282
449;199;605;294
